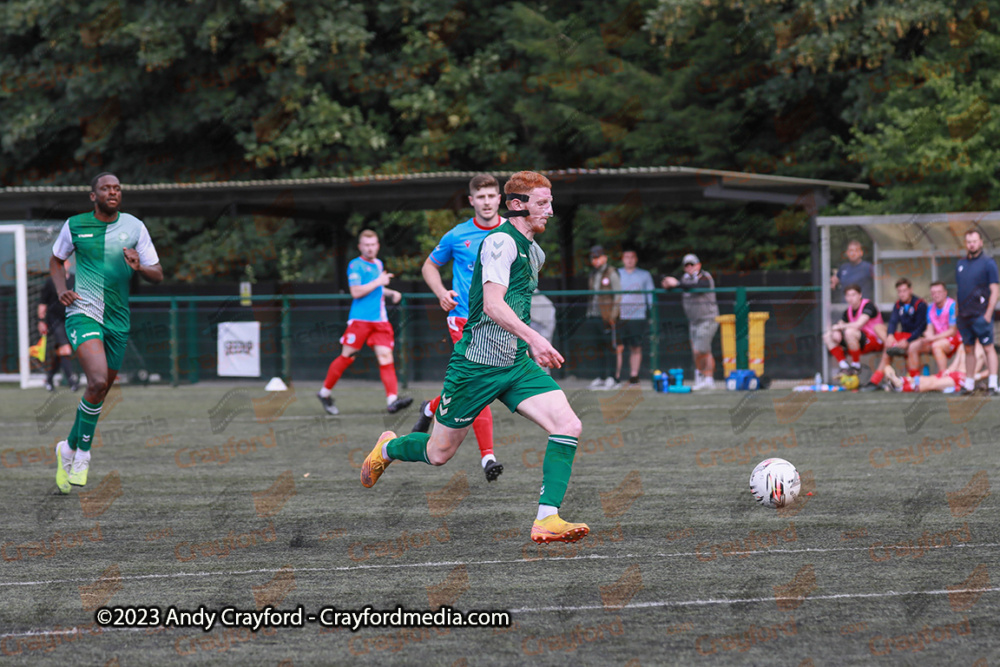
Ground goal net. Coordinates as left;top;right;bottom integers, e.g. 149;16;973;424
0;222;68;388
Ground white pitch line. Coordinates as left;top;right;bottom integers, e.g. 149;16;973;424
2;542;998;589
510;586;1000;614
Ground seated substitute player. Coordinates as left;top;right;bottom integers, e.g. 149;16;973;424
360;171;589;544
864;278;927;389
822;283;886;376
317;230;412;415
412;173;506;482
50;173;163;493
914;281;961;374
882;341;988;393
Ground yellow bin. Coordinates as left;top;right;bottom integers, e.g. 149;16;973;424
715;315;736;377
714;312;770;377
748;312;770;376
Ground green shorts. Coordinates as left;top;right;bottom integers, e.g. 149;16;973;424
436;352;561;429
65;314;129;371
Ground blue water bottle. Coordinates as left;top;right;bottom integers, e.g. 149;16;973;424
652;370;663;392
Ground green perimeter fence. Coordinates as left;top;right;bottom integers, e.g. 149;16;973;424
1;287;822;386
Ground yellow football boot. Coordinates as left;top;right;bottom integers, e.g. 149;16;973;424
361;431;396;488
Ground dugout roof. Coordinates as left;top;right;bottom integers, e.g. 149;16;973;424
0;166;867;289
0;166;865;220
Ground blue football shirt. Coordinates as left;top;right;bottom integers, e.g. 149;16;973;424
427;217;502;319
347;256;387;322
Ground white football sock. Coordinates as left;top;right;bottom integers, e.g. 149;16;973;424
838;360;849;370
386;394;397;406
990;374;998;389
319;386;332;398
964;377;975;391
536;505;558;521
424;402;434;417
481;454;496;468
382;442;392;461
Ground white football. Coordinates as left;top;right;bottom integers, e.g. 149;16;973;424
749;458;801;509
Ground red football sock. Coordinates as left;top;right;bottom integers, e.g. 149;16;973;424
379;362;399;397
428;395;441;414
323;355;354;390
870;370;884;385
472;405;494;457
830;346;846;362
908;367;920;377
849;349;861;363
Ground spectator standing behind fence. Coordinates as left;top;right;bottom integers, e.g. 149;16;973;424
955;229;999;395
864;278;927;390
616;249;654;386
586;245;621;390
830;240;874;303
529;289;557;375
661;254;719;390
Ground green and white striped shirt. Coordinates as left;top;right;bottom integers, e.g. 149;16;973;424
455;221;544;367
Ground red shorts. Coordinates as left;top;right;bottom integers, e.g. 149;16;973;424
945;334;963;354
892;332;912;344
340;320;395;349
446;316;468;345
858;332;883;354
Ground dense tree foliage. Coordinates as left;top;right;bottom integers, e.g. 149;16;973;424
1;1;997;282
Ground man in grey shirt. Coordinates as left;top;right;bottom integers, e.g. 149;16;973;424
830;240;874;303
617;249;655;385
662;253;719;390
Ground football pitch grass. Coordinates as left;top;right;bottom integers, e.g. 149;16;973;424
2;379;998;666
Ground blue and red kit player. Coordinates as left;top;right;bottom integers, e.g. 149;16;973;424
317;229;413;415
412;174;506;481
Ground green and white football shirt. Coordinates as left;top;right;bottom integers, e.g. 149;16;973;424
455;221;545;367
52;211;159;333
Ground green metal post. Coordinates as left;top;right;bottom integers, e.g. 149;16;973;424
187;300;199;384
281;296;291;382
735;286;749;369
398;294;409;389
169;297;179;387
649;290;660;374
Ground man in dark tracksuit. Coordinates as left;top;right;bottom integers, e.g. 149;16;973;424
866;277;926;390
955;229;999;395
38;270;79;392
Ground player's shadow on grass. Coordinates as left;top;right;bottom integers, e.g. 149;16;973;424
36;487;71;527
381;479;421;530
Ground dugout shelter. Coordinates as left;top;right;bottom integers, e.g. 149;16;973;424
817;211;1000;380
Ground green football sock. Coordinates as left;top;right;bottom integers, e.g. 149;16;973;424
385;432;431;463
67;410;81;451
539;435;578;508
75;398;103;452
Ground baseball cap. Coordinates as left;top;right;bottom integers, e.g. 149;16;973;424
682;253;700;266
589;245;606;258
